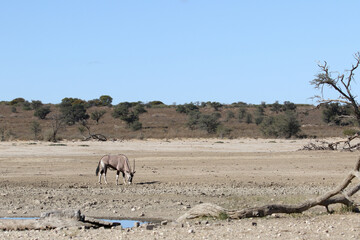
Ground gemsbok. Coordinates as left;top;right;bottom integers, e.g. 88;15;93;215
95;154;136;185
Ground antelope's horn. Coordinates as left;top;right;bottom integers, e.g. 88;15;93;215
133;159;135;172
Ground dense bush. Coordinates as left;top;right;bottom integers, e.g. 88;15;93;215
99;95;113;106
90;110;106;124
112;102;145;130
146;101;167;108
31;100;43;110
59;98;89;125
322;103;352;125
186;111;201;130
130;121;142;131
34;106;51;119
198;113;221;133
238;107;247;122
206;102;223;111
9;98;25;105
254;106;265;125
283;101;297;111
176;103;199;114
260;111;301;138
225;110;235;121
187;112;221;133
270;101;282;113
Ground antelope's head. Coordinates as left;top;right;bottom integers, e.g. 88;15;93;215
126;159;136;184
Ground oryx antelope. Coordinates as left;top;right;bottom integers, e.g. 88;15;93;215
95;154;136;185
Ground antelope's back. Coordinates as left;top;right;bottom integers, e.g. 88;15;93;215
109;154;128;169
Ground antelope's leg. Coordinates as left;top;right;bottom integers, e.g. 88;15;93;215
116;171;120;185
122;172;126;185
98;172;102;184
103;167;108;184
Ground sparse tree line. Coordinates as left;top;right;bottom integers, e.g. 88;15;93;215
1;95;359;142
1;96;310;141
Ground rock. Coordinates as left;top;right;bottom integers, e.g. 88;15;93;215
161;220;168;226
134;222;140;228
40;209;84;221
146;224;154;230
201;220;209;225
176;203;226;222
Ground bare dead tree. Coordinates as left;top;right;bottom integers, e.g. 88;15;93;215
310;52;360;125
49;113;66;142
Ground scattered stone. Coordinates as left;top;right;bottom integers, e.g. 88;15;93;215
201;220;209;225
161;220;168;226
146;224;154;230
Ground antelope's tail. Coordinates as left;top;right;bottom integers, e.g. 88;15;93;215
95;161;100;176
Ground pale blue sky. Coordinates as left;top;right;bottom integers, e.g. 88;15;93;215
1;1;359;105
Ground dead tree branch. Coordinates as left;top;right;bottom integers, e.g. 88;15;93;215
311;52;360;125
301;133;360;151
79;120;107;141
177;157;360;222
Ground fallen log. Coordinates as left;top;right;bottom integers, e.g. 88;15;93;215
177;157;360;221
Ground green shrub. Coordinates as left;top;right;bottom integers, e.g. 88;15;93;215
130;121;142;131
238;107;247;122
197;113;221;133
225;110;235;122
112;102;145;130
31;100;43;110
10;98;25;106
133;103;147;115
260;111;301;138
270;101;282;113
217;125;232;138
22;101;32;111
245;113;253;124
282;101;297;111
254;106;265;125
322;103;352;125
218;212;229;220
186;111;201;130
343;129;358;136
34;106;51;119
30;121;42;140
99;95;113;106
59;98;89;125
176;103;199;114
91;110;106;124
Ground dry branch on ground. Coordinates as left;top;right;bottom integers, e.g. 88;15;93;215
301;134;360;151
178;157;360;221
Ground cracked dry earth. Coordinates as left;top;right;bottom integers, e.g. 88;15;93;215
1;138;360;239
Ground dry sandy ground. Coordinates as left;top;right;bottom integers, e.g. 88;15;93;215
1;138;360;239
